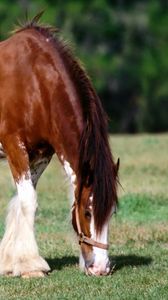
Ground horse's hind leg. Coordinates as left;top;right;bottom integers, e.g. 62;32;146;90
0;136;50;277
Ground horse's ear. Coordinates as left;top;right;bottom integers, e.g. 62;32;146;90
115;158;120;175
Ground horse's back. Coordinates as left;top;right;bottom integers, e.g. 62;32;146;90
0;29;83;165
0;30;56;137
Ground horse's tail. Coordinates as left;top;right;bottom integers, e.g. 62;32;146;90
78;87;118;234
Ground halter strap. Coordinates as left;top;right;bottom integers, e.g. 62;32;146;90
74;203;109;250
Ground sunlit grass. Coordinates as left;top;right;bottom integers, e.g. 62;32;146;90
0;134;167;299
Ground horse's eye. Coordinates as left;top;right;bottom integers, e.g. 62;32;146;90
85;210;91;220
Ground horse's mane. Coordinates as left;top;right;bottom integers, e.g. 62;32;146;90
14;12;118;234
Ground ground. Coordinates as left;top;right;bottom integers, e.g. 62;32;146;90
0;134;167;299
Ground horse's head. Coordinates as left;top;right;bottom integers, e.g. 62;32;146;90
72;158;119;276
72;200;113;276
72;193;116;276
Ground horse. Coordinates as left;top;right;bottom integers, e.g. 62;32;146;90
0;13;119;278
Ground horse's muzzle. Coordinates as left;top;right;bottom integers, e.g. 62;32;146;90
85;262;111;276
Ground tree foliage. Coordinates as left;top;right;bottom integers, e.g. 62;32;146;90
0;0;167;132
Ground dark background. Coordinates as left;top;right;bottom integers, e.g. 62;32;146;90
0;0;168;133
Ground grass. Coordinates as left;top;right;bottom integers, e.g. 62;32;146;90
0;134;168;299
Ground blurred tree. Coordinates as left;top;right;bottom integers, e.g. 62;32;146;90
139;1;168;131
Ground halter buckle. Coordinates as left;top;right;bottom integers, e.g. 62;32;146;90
79;233;85;245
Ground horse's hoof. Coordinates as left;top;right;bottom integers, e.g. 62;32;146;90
21;271;46;278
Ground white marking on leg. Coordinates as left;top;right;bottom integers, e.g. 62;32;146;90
0;173;50;276
62;158;76;206
63;160;76;185
16;175;37;225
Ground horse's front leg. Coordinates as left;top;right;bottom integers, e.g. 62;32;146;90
0;135;50;277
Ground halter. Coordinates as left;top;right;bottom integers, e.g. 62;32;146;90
74;202;109;250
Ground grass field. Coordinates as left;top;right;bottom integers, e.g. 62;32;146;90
0;134;167;299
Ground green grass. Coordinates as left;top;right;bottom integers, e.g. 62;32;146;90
0;134;168;299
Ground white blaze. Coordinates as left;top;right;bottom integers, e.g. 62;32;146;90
90;214;110;271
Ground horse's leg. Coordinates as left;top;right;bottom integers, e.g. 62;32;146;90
0;136;50;277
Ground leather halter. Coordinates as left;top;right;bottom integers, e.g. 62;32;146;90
74;202;109;250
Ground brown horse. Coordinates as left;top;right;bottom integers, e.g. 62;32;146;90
0;13;118;278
